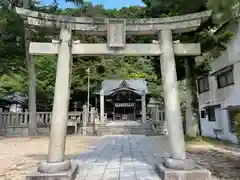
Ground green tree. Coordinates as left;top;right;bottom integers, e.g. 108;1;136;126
207;0;240;24
141;0;236;137
1;0;239;138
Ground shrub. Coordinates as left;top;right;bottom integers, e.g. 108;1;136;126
235;112;240;144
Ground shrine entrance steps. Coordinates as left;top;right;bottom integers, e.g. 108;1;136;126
73;135;163;180
96;121;154;136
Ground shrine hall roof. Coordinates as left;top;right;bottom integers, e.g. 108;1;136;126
98;79;148;96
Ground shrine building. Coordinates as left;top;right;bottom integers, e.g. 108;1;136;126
95;79;148;121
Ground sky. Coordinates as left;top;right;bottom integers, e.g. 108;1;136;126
40;0;145;9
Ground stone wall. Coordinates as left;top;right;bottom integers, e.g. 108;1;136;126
0;126;50;137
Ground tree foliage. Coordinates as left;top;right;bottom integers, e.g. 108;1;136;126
0;0;237;110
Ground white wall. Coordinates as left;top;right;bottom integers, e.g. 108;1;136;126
200;107;223;139
199;20;240;107
198;76;234;107
199;65;238;144
200;114;217;138
200;107;237;143
221;109;238;143
198;20;240;144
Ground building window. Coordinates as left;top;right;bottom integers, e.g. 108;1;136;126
217;70;234;88
200;110;206;118
206;107;216;122
228;109;237;133
197;76;209;93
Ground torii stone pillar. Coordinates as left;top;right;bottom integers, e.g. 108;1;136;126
38;26;76;174
159;30;194;169
100;89;105;123
141;90;147;122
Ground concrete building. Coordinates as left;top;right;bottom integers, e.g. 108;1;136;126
197;20;240;144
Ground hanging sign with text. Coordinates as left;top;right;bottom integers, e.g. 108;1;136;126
114;103;135;107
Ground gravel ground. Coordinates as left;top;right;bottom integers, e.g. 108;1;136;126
0;136;101;180
150;136;240;180
0;135;239;180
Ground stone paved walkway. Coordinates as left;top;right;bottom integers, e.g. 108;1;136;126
74;135;162;180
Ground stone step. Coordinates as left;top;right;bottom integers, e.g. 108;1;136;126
98;126;152;129
97;125;155;136
97;132;154;136
97;127;152;130
98;131;153;133
97;129;151;131
96;121;155;136
98;131;153;134
98;126;151;129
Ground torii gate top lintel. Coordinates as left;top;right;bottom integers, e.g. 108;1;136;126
16;7;211;35
16;7;211;56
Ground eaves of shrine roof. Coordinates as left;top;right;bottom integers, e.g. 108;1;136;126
99;79;148;96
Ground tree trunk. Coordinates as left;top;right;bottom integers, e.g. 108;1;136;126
23;0;38;136
185;59;198;137
191;60;202;136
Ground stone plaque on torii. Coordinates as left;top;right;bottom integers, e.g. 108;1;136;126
16;7;212;180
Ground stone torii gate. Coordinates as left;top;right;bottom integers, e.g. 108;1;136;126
16;7;211;179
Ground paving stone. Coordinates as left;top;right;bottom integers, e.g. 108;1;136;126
75;135;162;180
119;171;136;180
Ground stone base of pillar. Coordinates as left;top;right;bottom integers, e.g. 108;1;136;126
156;159;211;180
164;158;196;170
26;161;78;180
